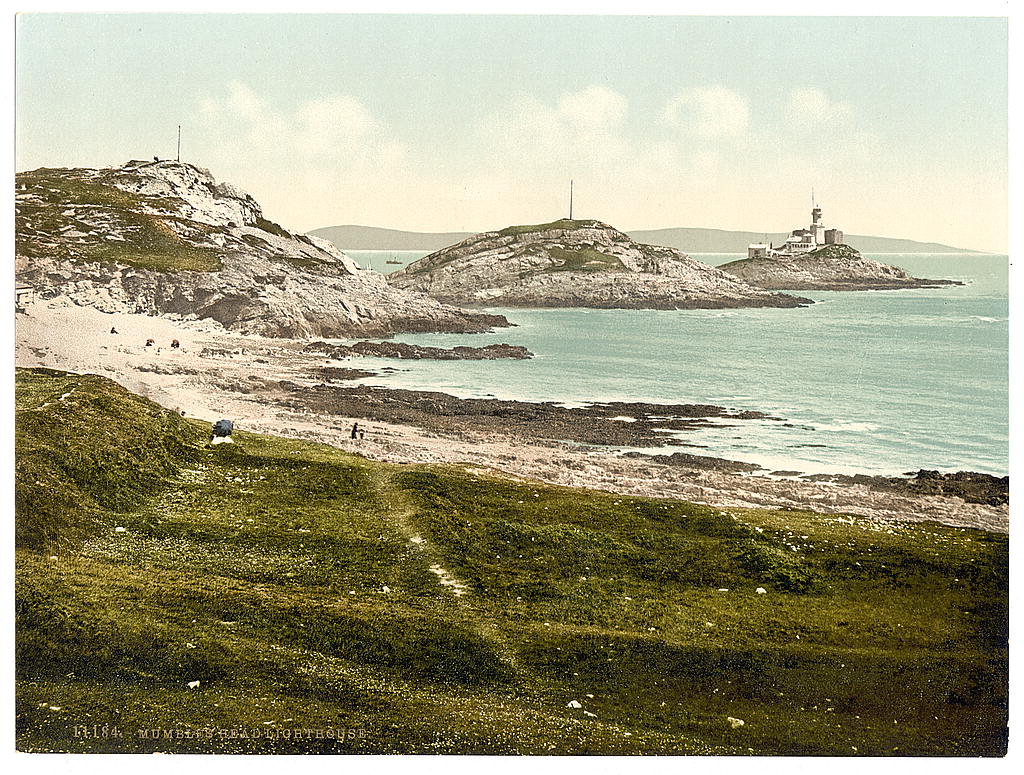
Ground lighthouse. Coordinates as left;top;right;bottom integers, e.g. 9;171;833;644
810;200;823;247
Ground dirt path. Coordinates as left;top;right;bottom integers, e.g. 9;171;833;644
366;466;523;676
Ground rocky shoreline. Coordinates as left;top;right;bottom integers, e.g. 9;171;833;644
389;219;813;310
802;469;1009;507
719;245;964;291
303;340;533;360
275;382;777;448
273;383;1010;507
15;298;1008;533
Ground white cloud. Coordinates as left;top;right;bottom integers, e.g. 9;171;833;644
192;82;412;230
557;86;627;129
786;87;854;127
180;81;1002;251
475;87;634;177
663;86;750;138
198;82;407;184
467;86;765;230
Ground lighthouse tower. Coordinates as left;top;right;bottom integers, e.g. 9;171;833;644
810;199;823;247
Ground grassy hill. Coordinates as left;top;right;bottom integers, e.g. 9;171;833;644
15;167;224;272
310;224;973;254
15;368;1008;754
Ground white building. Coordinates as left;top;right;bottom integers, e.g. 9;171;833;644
767;201;842;257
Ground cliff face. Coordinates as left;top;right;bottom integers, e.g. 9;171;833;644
388;219;811;309
718;244;962;291
15;161;508;337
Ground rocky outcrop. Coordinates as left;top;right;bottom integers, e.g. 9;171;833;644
275;382;777;448
388;219;811;309
803;469;1008;507
15;161;509;337
718;244;963;291
304;340;533;360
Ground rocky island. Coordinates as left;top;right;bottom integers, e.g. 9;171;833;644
14;160;510;338
388;219;811;309
719;244;963;291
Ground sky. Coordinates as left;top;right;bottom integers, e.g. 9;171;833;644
15;13;1009;252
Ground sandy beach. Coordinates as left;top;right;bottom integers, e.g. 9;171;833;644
15;296;1008;534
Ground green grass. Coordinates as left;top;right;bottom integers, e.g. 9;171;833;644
497;218;603;237
16;169;223;272
82;214;223;272
14;368;1008;754
540;247;625;273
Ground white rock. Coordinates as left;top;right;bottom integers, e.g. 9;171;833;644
16;161;505;340
389;220;802;310
567;700;583;709
187;680;200;690
114;526;127;533
727;717;745;729
756;587;767;594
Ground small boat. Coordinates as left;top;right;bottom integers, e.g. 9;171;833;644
385;259;403;265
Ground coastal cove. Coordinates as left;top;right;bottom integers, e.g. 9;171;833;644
345;252;1008;478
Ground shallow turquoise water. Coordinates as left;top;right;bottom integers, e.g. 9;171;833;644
344;251;1008;476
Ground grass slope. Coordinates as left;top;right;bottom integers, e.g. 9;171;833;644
15;369;1008;755
540;247;626;273
16;168;222;272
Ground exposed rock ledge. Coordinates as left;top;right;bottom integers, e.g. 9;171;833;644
272;382;776;448
15;161;509;338
719;244;964;291
389;218;812;310
304;340;533;360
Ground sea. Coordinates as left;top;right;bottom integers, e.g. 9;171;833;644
344;250;1009;477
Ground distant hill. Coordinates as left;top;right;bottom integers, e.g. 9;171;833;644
628;228;973;255
311;224;975;254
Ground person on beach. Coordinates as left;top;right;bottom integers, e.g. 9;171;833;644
350;422;359;440
171;339;180;349
110;327;118;335
145;338;155;347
